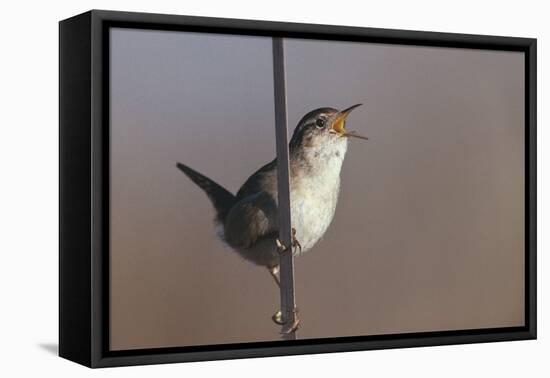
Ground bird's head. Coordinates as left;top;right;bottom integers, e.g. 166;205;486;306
289;104;366;166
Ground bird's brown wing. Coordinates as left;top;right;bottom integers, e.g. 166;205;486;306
235;159;278;200
223;191;279;249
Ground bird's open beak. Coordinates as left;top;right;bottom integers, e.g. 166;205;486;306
330;103;368;140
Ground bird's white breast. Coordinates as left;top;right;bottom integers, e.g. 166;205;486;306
289;140;347;254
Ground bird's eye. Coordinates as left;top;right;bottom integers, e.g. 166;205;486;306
315;118;326;128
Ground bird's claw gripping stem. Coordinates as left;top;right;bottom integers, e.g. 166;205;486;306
274;228;301;333
276;238;286;252
280;308;300;334
291;228;302;254
272;308;300;334
276;228;301;254
272;310;284;325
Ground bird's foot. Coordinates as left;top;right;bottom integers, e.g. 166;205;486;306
276;239;286;253
291;228;302;254
268;266;280;288
272;310;284;325
275;228;302;255
272;308;300;334
280;308;300;334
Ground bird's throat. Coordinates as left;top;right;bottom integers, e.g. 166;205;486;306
290;138;348;179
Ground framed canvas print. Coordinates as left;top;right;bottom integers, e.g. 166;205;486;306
59;10;536;368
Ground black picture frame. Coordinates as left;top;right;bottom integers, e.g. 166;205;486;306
59;9;537;368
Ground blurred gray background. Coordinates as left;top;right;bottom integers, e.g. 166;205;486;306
109;28;525;350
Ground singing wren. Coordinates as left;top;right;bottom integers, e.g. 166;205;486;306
176;104;367;329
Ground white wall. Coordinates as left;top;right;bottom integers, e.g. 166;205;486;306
0;0;546;376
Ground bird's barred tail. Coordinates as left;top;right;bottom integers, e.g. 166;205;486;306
176;162;236;224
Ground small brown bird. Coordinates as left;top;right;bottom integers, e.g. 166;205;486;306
177;104;366;330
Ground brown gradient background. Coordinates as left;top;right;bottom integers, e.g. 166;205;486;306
109;28;525;350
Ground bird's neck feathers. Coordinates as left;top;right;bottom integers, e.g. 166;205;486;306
290;137;348;179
